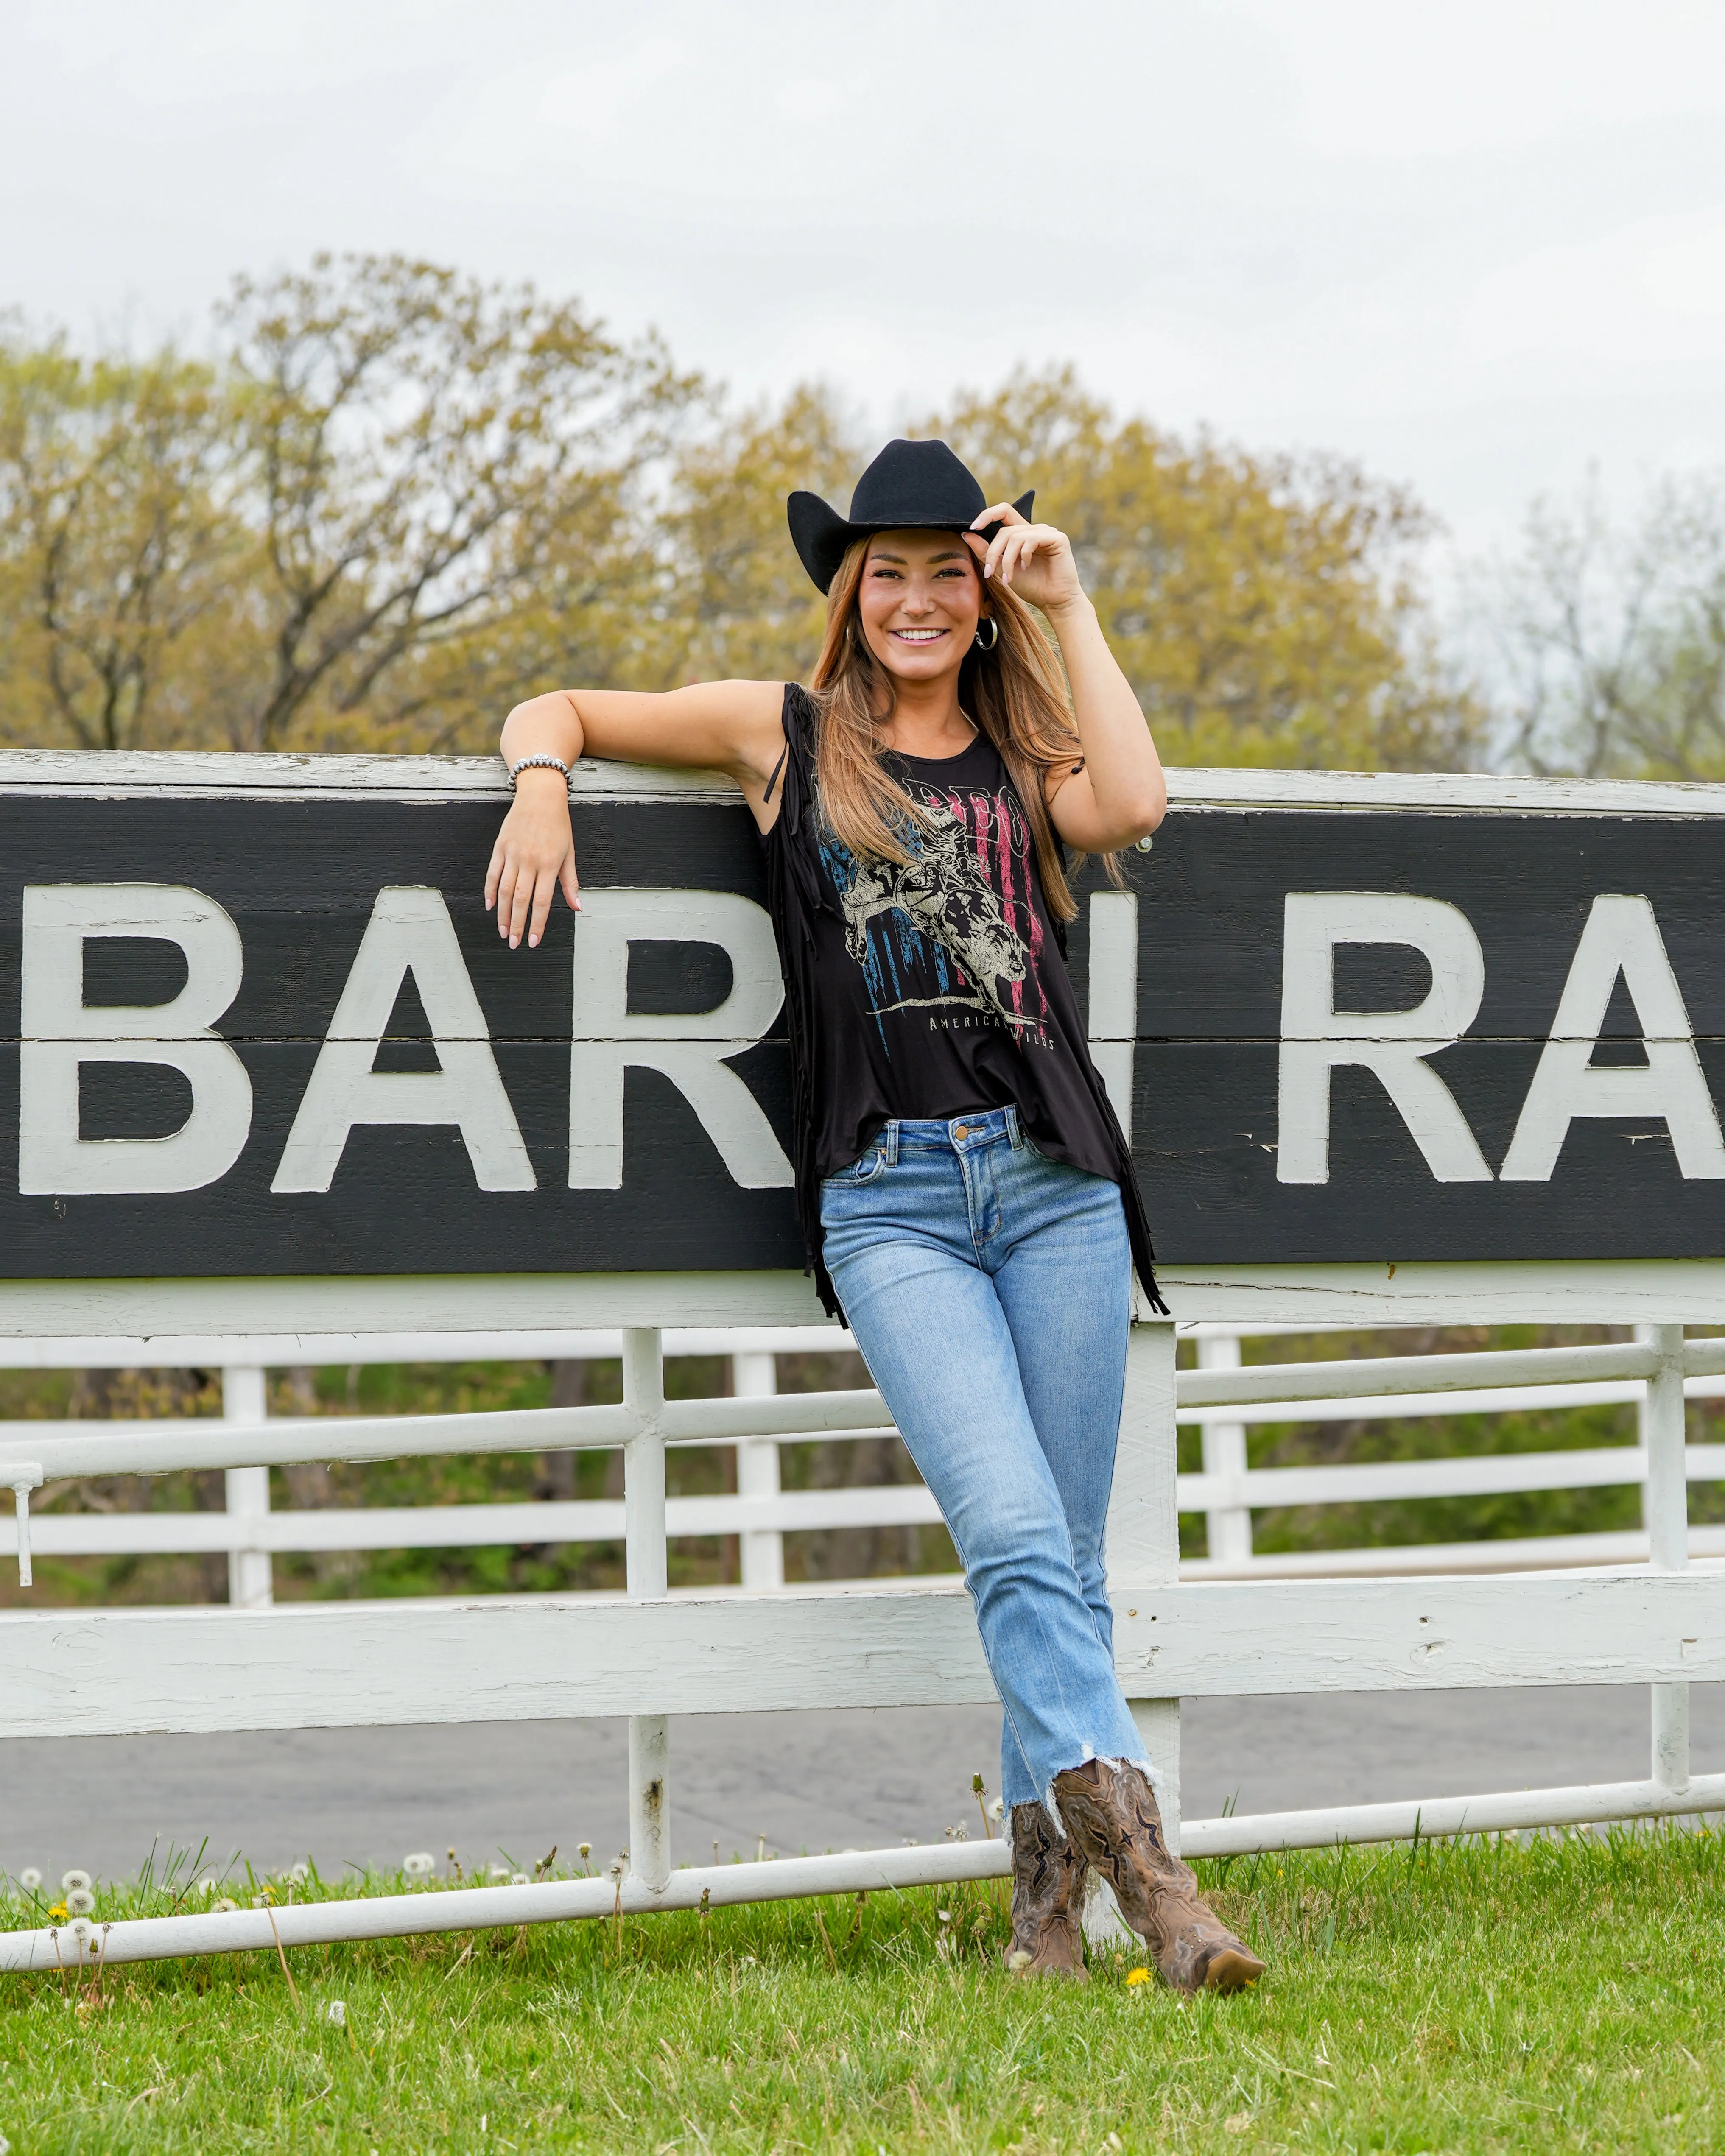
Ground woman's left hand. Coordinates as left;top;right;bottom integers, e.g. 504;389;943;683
965;503;1084;614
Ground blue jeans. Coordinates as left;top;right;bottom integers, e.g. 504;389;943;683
819;1106;1153;1813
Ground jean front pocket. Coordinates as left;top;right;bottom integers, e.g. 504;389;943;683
823;1143;889;1190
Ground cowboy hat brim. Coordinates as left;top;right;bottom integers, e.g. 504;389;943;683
787;488;1037;595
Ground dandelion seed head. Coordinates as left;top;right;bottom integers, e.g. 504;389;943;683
989;1797;1004;1821
489;1863;510;1880
17;1868;40;1892
211;1897;238;1914
511;1872;529;1886
288;1862;310;1885
68;1918;93;1947
579;1843;590;1859
322;1999;347;2027
937;1909;951;1923
60;1869;91;1895
403;1852;435;1879
65;1888;95;1918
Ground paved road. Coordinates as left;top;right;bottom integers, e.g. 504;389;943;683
6;1686;1721;1886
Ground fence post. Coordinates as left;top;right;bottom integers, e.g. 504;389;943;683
1085;1316;1180;1946
221;1366;272;1610
732;1350;784;1590
1196;1332;1253;1566
1639;1322;1691;1794
623;1327;672;1888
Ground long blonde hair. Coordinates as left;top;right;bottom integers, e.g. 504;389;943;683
806;536;1089;921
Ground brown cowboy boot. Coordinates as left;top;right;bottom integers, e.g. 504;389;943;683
1051;1759;1265;1994
1003;1801;1090;1980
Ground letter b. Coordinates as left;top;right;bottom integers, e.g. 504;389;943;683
19;884;253;1195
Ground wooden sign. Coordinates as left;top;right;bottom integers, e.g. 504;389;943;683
3;755;1724;1279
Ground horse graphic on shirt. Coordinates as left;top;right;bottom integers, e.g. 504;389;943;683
836;810;1038;1030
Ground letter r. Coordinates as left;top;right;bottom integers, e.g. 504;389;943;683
1277;893;1492;1185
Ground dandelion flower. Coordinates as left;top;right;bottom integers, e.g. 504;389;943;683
211;1897;238;1914
1125;1967;1151;1988
47;1901;68;1924
17;1868;40;1892
511;1873;529;1887
61;1869;91;1895
322;1999;347;2027
65;1888;95;1918
403;1852;435;1879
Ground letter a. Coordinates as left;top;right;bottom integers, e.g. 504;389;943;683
273;888;534;1193
1501;894;1725;1180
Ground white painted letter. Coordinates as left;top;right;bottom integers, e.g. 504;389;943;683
569;889;792;1189
1278;892;1492;1184
272;887;534;1193
1501;894;1725;1181
19;884;253;1195
1088;891;1139;1149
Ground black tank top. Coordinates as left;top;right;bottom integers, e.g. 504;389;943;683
760;684;1163;1316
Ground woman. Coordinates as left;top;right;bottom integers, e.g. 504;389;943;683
486;438;1263;1993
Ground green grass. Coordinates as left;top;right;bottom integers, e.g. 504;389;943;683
6;1827;1724;2151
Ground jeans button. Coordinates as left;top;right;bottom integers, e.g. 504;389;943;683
953;1124;969;1141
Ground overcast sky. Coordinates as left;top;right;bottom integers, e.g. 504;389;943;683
8;0;1725;557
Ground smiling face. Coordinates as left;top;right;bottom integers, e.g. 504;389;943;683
856;528;986;684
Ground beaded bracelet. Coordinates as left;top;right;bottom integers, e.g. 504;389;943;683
507;753;572;790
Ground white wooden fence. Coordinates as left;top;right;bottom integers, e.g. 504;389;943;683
2;1265;1723;1972
8;1323;1725;1594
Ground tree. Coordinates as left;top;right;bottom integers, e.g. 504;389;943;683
0;292;1478;771
651;383;859;688
1487;475;1725;779
921;369;1480;771
0;340;253;751
220;254;696;752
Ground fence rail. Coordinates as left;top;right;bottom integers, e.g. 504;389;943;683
5;1324;1720;1592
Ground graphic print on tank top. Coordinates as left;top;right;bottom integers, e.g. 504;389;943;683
817;773;1052;1052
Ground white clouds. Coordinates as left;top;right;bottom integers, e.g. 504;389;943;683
3;0;1724;552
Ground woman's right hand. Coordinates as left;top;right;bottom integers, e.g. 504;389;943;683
485;766;581;950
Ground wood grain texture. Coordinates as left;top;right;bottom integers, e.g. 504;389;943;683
8;751;1725;817
7;767;1725;1276
2;1571;1719;1739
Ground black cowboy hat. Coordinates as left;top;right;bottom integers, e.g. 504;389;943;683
787;438;1035;595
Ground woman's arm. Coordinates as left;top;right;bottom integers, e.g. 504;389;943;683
486;679;786;949
966;507;1166;852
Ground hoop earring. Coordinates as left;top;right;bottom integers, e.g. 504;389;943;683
974;617;999;652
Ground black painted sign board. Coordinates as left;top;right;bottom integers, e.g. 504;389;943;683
3;762;1724;1277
